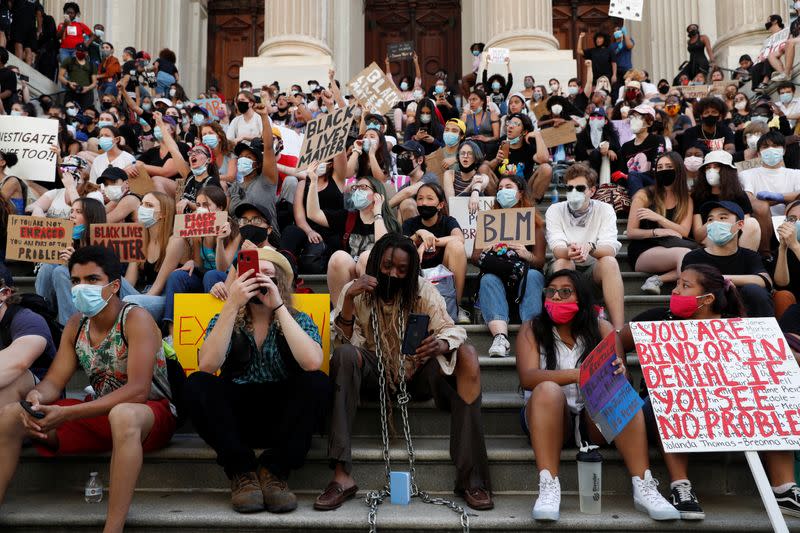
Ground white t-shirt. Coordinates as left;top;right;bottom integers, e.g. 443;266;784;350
777;97;800;128
226;113;264;142
545;200;622;265
739;165;800;215
89;151;136;183
39;188;104;219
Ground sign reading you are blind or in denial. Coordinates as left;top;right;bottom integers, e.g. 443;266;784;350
0;116;59;182
90;223;145;263
6;215;73;264
631;318;800;452
174;211;226;238
348;62;401;115
296;105;357;171
474;207;537;250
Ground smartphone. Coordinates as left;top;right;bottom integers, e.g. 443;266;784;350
237;249;267;295
20;400;45;420
401;314;430;355
18;74;29;82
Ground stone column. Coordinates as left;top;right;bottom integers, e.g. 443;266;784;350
713;0;789;73
462;0;558;58
258;0;333;58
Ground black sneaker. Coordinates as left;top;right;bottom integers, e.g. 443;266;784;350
775;484;800;518
669;482;705;520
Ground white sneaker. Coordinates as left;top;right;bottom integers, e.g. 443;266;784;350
532;470;561;521
632;470;681;521
772;71;789;81
488;334;510;357
457;306;471;324
640;275;663;295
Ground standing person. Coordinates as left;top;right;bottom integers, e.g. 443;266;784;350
58;42;97;109
517;269;679;522
0;46;13;115
577;31;613;82
610;24;635;86
317;233;493;512
55;2;92;64
0;245;176;533
675;24;714;85
9;0;43;65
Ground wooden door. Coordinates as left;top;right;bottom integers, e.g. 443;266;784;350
552;0;612;82
207;0;264;99
365;0;462;90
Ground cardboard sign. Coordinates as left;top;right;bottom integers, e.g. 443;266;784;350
608;0;643;21
532;98;549;120
474;207;537;250
174;211;226;238
631;318;800;452
192;97;225;118
296;105;357;171
90;223;145;263
174;178;187;203
540;123;577;148
128;165;155;197
424;148;446;184
173;293;331;376
348;62;402;116
6;215;73;264
580;332;644;442
387;41;414;61
756;28;790;64
0;116;59;182
449;196;495;256
672;85;710;100
735;157;762;172
487;47;510;63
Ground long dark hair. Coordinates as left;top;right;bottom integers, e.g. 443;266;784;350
416;182;449;217
645;151;691;224
682;264;746;318
357;131;392;180
531;269;602;371
74;197;107;248
692;164;746;207
365;233;420;309
415;98;444;135
363;176;401;234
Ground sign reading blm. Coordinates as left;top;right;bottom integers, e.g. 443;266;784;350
0;116;59;182
348;62;401;115
474;207;537;250
6;215;73;264
631;317;800;452
296;105;357;171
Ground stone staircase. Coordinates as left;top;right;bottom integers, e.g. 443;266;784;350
2;196;798;532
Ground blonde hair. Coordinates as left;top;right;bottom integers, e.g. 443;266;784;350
143;191;175;269
234;264;295;331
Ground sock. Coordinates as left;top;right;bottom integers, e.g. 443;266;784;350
772;482;795;494
670;479;691;490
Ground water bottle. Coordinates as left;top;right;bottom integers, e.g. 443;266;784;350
550;184;560;204
85;472;103;503
576;443;602;514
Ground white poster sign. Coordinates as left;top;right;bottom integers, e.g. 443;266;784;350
448;196;495;256
0;116;58;182
608;0;644;21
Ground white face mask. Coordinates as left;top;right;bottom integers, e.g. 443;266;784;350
734;101;747;111
620;105;630;116
746;135;759;151
566;189;586;210
551;104;563;116
630;116;645;133
589;119;605;132
704;168;721;186
104;185;124;201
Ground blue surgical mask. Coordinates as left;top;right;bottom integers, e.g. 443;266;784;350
750;115;769;124
98;137;114;152
71;283;113;317
237;158;254;176
202;134;219;149
191;165;208;177
366;123;381;131
443;131;460;147
137;206;157;228
142;103;152;112
496;188;518;208
796;221;800;242
153;127;163;141
361;138;373;153
761;147;785;167
507;135;521;145
72;224;86;240
491;82;501;91
192;114;205;126
138;117;149;128
472;50;480;57
780;92;794;104
400;81;409;91
434;85;445;94
614;30;623;39
706;221;736;245
97;120;113;129
351;189;371;211
176;102;185;110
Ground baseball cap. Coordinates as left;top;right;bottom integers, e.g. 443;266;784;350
446;118;466;134
392;140;425;157
234;139;264;164
96;166;128;185
234;201;274;227
700;200;745;221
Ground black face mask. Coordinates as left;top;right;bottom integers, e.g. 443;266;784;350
655;168;676;187
765;21;774;31
417;205;439;220
237;101;250;114
396;156;417;175
101;101;112;110
658;85;669;95
377;272;402;301
459;161;478;173
688;29;698;37
701;115;719;127
239;225;269;245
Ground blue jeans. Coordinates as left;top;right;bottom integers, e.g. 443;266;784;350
626;171;654;198
479;270;545;324
163;269;204;323
99;80;119;96
156;71;176;97
36;263;137;325
123;288;165;324
203;269;228;291
58;47;75;64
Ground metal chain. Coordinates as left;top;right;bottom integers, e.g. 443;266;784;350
365;304;471;533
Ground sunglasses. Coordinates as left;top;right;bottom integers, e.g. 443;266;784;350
565;185;587;192
543;287;574;299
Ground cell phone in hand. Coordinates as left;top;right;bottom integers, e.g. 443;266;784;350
401;314;430;355
20;400;45;419
18;74;29;82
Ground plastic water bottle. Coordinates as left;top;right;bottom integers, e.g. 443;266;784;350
550;184;560;204
85;472;103;503
576;443;602;514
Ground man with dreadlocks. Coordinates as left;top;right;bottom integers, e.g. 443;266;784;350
315;233;493;512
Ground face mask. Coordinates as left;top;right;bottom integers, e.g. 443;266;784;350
191;165;208;177
507;135;521;145
625;89;638;101
67;107;78;117
71;283;113;318
168;88;177;97
413;90;424;101
567;86;579;96
361;139;373;153
137;206;157;228
704;168;720;186
434;85;445;94
614;30;624;40
662;104;679;117
100;49;111;59
472;50;480;57
750;115;769;124
202;134;219;149
351;189;372;211
544;300;580;324
780;92;794;105
688;29;699;37
420;114;431;124
629;117;645;133
193;114;205;126
75;51;87;60
670;293;707;318
377;272;402;301
491;82;501;91
658;85;670;95
142;103;153;112
98;137;114;152
589;119;604;132
566;190;586;210
417;205;439;220
176;102;184;110
195;207;209;214
443;131;460;147
94;28;104;38
72;224;86;240
734;101;747;111
400;81;409;91
746;135;759;151
655;168;676;187
761;147;785;167
524;79;534;89
620;105;630;116
707;220;737;245
10;110;21;116
151;126;163;141
317;163;328;175
533;92;543;102
105;185;124;201
239;225;269;245
549;84;559;92
320;105;329;113
550;104;563;116
684;156;703;172
496;188;519;208
701;115;718;127
396;156;417;175
237;101;250;114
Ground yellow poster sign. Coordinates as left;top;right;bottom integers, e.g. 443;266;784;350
173;293;331;376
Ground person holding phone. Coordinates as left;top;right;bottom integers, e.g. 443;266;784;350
319;233;492;512
403;98;443;154
183;246;328;514
489;112;552;203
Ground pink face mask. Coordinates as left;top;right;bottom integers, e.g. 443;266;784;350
544;300;580;324
669;293;708;318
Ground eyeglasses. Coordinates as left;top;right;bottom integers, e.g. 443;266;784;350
350;184;374;192
565;185;587;192
543;287;574;299
458;151;474;157
507;121;523;128
239;216;268;227
786;215;798;223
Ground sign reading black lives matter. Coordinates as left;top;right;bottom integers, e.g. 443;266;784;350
296;105;357;171
348;62;401;115
0;116;59;182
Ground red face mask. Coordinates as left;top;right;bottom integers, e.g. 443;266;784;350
625;89;639;101
669;294;708;318
544;300;580;324
75;51;87;60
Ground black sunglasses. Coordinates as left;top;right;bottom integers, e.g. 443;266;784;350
565;185;587;193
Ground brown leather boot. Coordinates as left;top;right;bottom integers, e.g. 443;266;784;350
257;466;298;513
231;472;265;513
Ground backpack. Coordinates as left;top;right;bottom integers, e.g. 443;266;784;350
0;294;60;373
340;211;358;252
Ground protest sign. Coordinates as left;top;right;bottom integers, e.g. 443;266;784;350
735;157;762;172
487;47;510;63
0;115;58;182
756;28;790;64
532;98;549;120
174;211;226;238
449;196;494;255
173;293;331;376
540;123;577;148
672;85;710;100
424;148;446;184
6;215;73;264
631;317;800;452
348;62;402;115
474;207;537;250
192;97;225;117
580;332;643;442
90;223;145;263
773;215;789;243
608;0;643;21
387;41;414;61
174;178;187;203
296;105;357;171
128;164;155;197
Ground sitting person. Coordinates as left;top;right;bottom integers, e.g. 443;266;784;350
516;269;679;522
619;104;669;197
443;140;490;204
319;233;492;511
183;246;328;514
682;201;774;317
97;166;142;223
0;245;176;532
545;163;624;329
88;126;136;183
488;113;552;203
776;200;800;303
471;176;546;357
574;108;624;178
403;98;444;154
389;140;441;221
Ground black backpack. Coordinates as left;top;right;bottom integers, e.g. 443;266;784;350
0;294;61;373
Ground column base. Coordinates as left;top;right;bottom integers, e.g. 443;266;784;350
486;29;560;51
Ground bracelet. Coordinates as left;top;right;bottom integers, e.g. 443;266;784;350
335;314;355;326
272;302;285;314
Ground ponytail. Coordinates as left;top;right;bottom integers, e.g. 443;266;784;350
683;264;747;318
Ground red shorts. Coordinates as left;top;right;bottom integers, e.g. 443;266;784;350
35;398;176;457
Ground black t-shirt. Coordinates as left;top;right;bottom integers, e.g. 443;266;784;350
154;57;177;76
122;59;137;92
569;92;589;115
326;209;374;257
0;67;17;113
11;0;43;30
302;180;344;235
678;123;735;154
138;142;190;180
584;47;613;79
619;134;668;175
495;136;538;182
682;248;767;276
402;214;461;268
181;174;222;208
779;250;800;301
